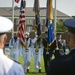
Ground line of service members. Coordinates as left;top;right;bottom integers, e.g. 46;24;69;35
9;31;44;73
8;31;69;74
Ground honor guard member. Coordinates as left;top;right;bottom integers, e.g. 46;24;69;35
54;33;66;58
0;16;24;75
28;31;37;71
42;31;56;73
34;39;42;73
9;33;20;61
28;31;37;57
23;32;31;73
47;18;75;75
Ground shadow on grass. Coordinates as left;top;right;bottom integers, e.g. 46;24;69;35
26;72;46;75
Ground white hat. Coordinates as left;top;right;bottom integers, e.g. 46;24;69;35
0;16;13;33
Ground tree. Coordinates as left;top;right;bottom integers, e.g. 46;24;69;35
56;21;67;32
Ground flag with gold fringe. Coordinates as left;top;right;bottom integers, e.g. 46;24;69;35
46;0;54;46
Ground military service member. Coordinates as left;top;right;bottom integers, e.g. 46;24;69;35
0;16;24;75
47;18;75;75
42;31;56;73
9;33;20;61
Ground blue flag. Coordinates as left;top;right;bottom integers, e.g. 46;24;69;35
20;0;24;11
48;21;54;46
33;0;41;39
46;0;54;46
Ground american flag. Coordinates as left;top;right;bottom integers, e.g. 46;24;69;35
15;0;20;3
18;0;26;47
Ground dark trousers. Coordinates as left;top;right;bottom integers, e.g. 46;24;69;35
43;50;53;73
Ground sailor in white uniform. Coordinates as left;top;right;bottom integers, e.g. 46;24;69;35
23;33;31;73
28;31;37;57
9;34;20;61
34;38;44;73
0;16;24;75
27;31;37;72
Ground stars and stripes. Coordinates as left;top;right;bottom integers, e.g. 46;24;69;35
18;0;26;47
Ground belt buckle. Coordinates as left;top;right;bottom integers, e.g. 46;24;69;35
46;51;49;54
25;48;28;52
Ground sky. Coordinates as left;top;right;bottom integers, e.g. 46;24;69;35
0;0;75;16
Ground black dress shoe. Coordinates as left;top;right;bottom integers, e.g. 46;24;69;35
27;69;29;73
39;69;41;73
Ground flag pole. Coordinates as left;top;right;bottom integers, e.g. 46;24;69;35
54;0;57;40
12;0;14;37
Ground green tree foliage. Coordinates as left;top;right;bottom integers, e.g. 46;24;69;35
56;21;67;32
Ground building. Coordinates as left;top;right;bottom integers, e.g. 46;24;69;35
0;7;71;42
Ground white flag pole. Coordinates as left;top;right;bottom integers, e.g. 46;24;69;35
54;0;57;40
12;0;14;37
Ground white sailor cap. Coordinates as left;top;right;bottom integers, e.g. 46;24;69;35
0;16;13;34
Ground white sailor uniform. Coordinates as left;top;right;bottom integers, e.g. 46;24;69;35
0;48;24;75
0;16;24;75
23;38;31;73
9;37;20;61
34;40;43;72
28;37;37;57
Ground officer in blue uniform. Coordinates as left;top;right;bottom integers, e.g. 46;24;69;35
0;16;24;75
42;31;56;73
47;18;75;75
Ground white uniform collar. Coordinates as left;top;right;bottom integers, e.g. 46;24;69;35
58;39;61;41
0;48;3;55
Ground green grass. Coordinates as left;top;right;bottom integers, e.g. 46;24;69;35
6;54;55;75
18;55;46;75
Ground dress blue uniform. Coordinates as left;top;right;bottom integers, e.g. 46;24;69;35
0;16;24;75
47;18;75;75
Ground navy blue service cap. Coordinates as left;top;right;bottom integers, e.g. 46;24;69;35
57;33;61;36
0;16;13;34
63;18;75;33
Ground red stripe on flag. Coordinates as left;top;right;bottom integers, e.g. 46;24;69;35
15;0;20;3
18;8;26;47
